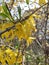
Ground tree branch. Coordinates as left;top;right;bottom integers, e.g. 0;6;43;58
0;3;47;36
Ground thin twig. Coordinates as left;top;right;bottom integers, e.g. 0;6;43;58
0;44;15;50
36;39;42;48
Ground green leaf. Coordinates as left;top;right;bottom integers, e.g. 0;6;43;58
17;6;21;19
0;13;8;18
2;2;10;15
2;2;14;22
0;13;12;21
26;0;29;4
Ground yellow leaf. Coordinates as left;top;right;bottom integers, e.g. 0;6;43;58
5;48;13;54
33;14;41;19
27;37;36;47
15;23;26;40
5;55;12;65
5;48;16;64
0;50;6;65
17;55;22;63
39;0;46;5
